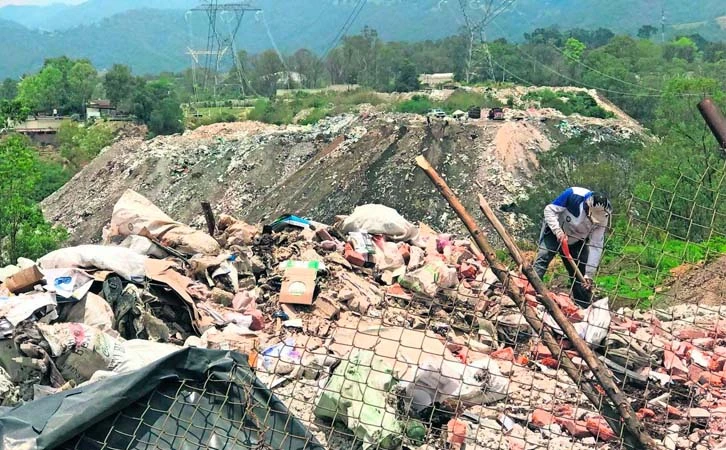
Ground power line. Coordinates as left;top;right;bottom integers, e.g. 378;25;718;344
507;6;665;94
322;0;368;59
488;20;702;98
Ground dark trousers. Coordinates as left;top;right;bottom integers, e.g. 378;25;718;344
533;226;593;308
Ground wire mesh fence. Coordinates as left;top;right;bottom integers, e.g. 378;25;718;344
5;160;726;450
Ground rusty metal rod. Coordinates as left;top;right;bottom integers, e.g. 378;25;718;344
415;155;653;450
698;98;726;149
201;201;216;236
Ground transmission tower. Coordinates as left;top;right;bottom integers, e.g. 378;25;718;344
187;1;260;101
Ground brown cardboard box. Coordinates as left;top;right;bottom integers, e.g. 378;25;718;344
279;267;317;305
5;266;44;294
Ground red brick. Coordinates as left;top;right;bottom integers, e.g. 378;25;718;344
459;262;478;279
585;417;617;441
666;405;684;418
710;357;726;372
676;328;708;340
344;243;367;267
397;243;410;264
491;347;515;361
699;370;724;387
533;343;552;359
664;350;689;375
540;357;559;369
636;408;656;420
447;419;467;444
531;409;556;428
556;418;592;438
693;338;716;350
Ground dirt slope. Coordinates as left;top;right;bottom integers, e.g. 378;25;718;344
42;111;639;244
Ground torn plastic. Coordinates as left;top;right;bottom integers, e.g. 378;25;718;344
0;348;323;450
41;268;94;301
0;293;58;338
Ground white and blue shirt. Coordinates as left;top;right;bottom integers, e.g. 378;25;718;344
543;187;608;277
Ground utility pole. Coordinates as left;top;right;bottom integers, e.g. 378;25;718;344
660;4;666;43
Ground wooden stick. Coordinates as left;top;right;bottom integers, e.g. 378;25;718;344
476;193;656;449
415;155;655;450
201;201;216;236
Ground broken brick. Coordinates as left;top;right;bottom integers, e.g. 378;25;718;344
556;418;591;438
540;357;560;369
677;328;708;340
693;338;716;350
585;416;617;441
636;408;656;420
710;357;726;373
447;418;467;445
667;405;684;418
533;343;552;359
344;243;367;267
531;409;556;428
491;347;515;361
664;350;689;375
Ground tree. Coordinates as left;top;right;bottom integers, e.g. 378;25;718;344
0;135;67;265
393;59;420;92
637;25;658;39
0;99;30;129
17;65;64;113
664;37;698;63
563;37;586;62
104;64;135;110
290;48;324;89
149;96;184;136
69;61;98;113
0;78;17;100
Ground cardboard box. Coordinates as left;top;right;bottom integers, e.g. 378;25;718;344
5;265;44;294
279;267;317;305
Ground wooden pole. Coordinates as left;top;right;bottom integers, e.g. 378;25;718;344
415;155;656;450
201;201;216;236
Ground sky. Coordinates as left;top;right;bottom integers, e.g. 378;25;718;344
0;0;84;5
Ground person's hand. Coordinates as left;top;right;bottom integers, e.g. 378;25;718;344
583;276;594;291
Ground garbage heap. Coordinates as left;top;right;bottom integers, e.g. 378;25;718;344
0;189;723;450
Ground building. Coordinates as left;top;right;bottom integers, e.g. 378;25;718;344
418;73;456;88
86;100;116;119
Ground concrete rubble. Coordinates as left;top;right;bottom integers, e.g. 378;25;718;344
2;190;724;449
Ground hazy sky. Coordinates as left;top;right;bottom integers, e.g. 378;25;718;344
0;0;84;5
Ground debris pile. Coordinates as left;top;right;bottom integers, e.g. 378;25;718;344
3;189;722;449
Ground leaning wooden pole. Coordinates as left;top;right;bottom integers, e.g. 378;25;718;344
415;155;657;450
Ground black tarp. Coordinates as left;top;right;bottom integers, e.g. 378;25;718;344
0;348;324;450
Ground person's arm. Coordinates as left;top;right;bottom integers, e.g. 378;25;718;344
585;225;606;278
543;189;572;239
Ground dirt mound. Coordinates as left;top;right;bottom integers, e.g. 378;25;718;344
42;111;640;245
664;255;726;305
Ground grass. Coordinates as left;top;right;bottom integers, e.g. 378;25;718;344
246;89;385;125
393;90;502;115
523;89;614;119
596;235;726;308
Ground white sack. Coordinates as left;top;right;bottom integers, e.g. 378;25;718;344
338;204;420;242
108;190;220;255
39;245;147;282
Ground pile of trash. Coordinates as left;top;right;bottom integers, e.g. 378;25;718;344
1;190;722;450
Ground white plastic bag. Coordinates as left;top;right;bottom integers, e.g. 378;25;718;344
39;245;147;282
337;204;420;242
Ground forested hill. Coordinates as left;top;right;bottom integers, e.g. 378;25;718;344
0;0;724;78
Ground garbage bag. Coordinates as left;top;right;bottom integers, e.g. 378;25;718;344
337;204;421;243
315;349;403;449
108;189;220;255
39;245;147;283
117;235;168;259
399;259;458;296
0;348;323;450
59;293;114;331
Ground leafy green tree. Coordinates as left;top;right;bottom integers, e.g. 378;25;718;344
637;25;658;39
0;135;67;265
664;37;699;63
393;59;420;92
0;99;30;129
148;96;184;136
18;65;63;113
563;37;586;62
0;78;17;100
58;121;115;169
69;61;98;113
104;64;135;110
